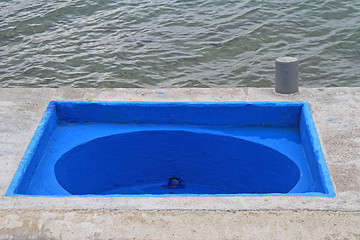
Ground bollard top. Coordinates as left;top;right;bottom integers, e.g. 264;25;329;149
276;56;298;63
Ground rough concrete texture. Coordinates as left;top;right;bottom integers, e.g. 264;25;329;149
0;88;359;239
1;210;360;240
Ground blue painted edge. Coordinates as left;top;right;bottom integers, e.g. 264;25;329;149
9;192;333;197
5;101;58;196
54;100;305;109
301;103;336;198
54;100;305;105
5;101;335;197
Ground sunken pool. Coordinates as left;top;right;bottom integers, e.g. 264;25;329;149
6;101;335;197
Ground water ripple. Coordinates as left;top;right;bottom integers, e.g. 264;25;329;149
0;0;359;87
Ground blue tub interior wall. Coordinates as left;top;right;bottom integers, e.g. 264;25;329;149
55;101;303;127
299;104;335;196
8;102;59;195
6;101;335;197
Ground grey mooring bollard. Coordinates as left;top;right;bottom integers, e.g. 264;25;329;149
275;57;299;94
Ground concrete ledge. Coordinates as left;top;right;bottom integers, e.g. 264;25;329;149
0;88;359;238
1;88;359;211
1;210;359;240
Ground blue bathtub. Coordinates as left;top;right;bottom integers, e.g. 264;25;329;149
6;101;335;197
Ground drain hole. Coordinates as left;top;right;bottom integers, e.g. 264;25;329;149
169;177;181;188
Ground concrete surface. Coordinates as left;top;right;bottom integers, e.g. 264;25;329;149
0;88;359;239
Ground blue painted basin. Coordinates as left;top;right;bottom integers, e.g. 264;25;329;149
6;101;335;197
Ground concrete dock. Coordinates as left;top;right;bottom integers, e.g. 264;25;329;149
0;88;359;239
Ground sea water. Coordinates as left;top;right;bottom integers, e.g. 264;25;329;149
0;0;359;87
